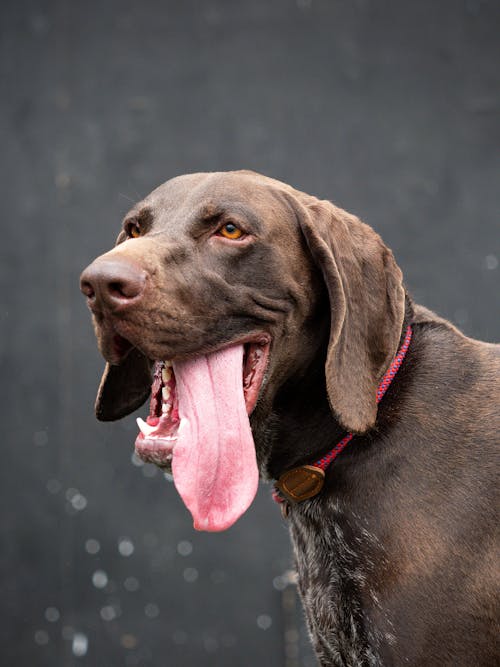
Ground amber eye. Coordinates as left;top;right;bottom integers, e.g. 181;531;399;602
219;222;243;240
127;221;141;238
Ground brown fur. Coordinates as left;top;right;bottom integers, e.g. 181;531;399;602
81;171;499;666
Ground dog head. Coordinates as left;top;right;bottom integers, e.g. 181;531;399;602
80;171;404;529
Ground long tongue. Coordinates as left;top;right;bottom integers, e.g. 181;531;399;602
171;345;259;532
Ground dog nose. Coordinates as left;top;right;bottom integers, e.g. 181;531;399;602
80;258;147;311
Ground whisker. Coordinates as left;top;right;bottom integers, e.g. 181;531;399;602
118;192;137;204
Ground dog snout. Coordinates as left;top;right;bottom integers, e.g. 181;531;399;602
80;257;147;312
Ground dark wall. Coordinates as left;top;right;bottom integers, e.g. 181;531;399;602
1;1;498;666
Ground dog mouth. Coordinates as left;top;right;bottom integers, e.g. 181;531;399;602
134;359;179;467
132;338;270;532
135;339;270;467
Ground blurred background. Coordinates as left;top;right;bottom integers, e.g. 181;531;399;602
1;0;498;665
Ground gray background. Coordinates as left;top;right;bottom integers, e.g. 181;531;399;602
1;0;498;666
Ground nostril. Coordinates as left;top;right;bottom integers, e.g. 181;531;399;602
108;280;128;299
80;279;95;299
107;273;146;300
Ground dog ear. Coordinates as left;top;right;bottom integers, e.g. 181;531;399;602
95;348;152;421
297;198;405;433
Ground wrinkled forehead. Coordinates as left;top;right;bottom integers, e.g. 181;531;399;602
124;171;295;231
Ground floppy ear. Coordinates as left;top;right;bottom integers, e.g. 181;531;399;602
95;348;152;421
297;198;405;433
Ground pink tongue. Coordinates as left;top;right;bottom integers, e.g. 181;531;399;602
171;345;259;532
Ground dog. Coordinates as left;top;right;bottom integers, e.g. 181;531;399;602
80;171;499;666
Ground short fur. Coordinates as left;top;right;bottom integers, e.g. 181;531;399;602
81;171;499;666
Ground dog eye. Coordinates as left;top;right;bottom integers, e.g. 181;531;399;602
218;223;244;240
126;221;141;239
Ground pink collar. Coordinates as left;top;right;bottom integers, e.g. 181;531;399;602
274;325;413;507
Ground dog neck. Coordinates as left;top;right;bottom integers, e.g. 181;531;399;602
260;294;415;484
274;324;412;504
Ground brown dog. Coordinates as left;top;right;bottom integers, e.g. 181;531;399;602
80;171;499;666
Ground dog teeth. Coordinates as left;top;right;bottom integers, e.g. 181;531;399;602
162;386;171;401
136;417;157;437
162;401;172;414
162;367;172;383
164;360;172;368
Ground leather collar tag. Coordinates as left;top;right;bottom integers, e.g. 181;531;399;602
276;465;325;503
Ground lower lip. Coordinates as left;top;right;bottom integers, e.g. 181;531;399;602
135;434;176;466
